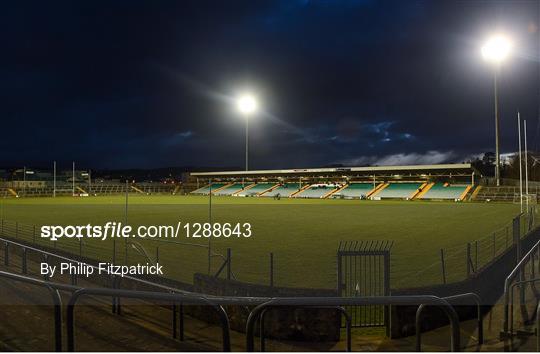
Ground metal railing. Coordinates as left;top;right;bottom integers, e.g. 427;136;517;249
0;262;467;352
0;235;194;296
66;287;232;352
502;238;540;335
507;277;540;336
0;267;233;352
245;296;461;352
415;293;483;351
0;235;481;352
258;306;352;352
0;270;79;351
1;219;234;284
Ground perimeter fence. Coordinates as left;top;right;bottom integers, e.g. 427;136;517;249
0;206;538;290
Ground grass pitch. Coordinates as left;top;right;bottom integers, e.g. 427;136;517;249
0;195;521;289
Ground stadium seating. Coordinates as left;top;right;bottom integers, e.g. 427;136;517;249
294;185;337;198
419;183;469;200
261;183;301;197
214;183;245;196
374;183;422;199
331;183;375;199
190;183;227;195
236;183;276;197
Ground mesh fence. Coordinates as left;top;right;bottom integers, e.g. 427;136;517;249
0;220;233;285
0;205;538;290
395;207;539;287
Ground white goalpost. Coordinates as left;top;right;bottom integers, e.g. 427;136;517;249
513;193;537;205
515;115;537;211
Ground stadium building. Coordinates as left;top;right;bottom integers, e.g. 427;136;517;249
189;163;479;201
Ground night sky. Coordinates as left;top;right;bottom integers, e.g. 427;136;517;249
2;0;540;170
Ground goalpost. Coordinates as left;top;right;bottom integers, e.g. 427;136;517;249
513;193;538;206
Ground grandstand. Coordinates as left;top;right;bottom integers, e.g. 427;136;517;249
214;183;245;196
372;182;423;200
190;182;228;195
190;163;477;202
262;183;301;197
235;182;275;196
419;183;470;200
331;182;376;199
294;184;340;198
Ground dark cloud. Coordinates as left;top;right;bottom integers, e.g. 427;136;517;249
0;0;539;169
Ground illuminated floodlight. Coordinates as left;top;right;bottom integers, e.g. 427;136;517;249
237;94;257;115
481;35;512;63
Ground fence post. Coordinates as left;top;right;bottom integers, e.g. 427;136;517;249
440;249;446;284
179;304;184;341
531;253;535;278
172;303;177;339
226;248;231;280
4;242;8;266
513;216;521;264
71;272;77;286
33;225;36;244
475;240;478;271
22;247;27;274
270;252;274;287
207;242;211;275
337;252;342;295
466;243;471;277
493;233;496;259
538;247;540;275
111;276;117;314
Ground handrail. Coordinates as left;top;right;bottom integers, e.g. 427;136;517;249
444;293;483;345
416;293;483;351
0;234;490;352
503;238;540;334
258;306;351;352
66;287;231;352
507;277;540;334
0;271;65;351
245;296;461;352
0;264;476;353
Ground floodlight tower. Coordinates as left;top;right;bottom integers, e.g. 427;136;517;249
237;94;258;171
481;35;512;186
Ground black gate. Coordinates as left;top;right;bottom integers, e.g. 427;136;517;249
337;240;392;329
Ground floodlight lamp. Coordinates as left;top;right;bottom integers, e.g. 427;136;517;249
237;95;257;115
481;35;511;63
